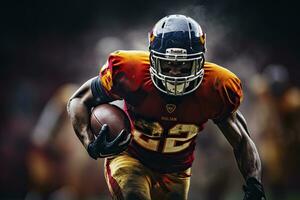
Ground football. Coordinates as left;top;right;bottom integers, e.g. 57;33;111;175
90;104;131;141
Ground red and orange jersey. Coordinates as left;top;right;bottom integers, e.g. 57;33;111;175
97;50;243;173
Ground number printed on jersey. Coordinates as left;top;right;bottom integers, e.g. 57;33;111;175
133;119;199;153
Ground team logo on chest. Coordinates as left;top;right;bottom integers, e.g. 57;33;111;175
166;104;176;113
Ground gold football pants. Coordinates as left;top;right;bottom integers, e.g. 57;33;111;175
104;153;191;200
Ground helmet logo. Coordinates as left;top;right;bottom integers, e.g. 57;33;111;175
148;32;155;44
166;104;176;113
200;34;206;45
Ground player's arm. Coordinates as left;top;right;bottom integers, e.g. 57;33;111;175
67;77;97;149
67;77;131;159
215;110;266;200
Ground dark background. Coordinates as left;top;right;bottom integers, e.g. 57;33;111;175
0;0;299;199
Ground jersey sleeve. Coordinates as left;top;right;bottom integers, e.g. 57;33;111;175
213;75;243;122
91;51;123;101
91;50;149;102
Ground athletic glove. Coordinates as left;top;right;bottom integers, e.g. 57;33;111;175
243;177;266;200
87;124;131;159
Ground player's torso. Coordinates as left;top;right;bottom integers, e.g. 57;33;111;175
104;50;238;172
108;51;215;154
124;65;222;172
125;88;214;154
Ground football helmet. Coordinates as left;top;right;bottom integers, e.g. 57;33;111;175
149;14;206;96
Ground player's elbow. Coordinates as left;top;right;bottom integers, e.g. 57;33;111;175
67;97;80;118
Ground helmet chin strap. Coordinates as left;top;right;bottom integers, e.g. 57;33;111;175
163;82;190;95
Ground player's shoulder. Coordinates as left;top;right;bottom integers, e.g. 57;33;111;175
100;50;152;93
203;61;240;81
197;61;243;98
108;50;150;65
106;50;150;79
193;62;243;121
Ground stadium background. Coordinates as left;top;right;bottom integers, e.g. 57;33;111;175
1;0;299;199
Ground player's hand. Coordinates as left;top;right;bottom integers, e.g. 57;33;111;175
243;177;266;200
87;124;132;159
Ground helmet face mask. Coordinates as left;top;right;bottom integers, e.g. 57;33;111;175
149;15;206;96
160;60;193;77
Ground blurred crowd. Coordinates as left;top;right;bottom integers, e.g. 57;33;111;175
1;4;299;200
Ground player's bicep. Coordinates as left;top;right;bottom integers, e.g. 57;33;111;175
214;110;250;150
69;76;113;109
69;77;94;101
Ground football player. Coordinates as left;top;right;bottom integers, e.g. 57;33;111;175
67;15;266;200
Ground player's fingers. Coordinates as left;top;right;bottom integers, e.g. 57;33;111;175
111;133;132;154
116;130;132;149
109;129;131;147
96;124;109;144
118;133;132;148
